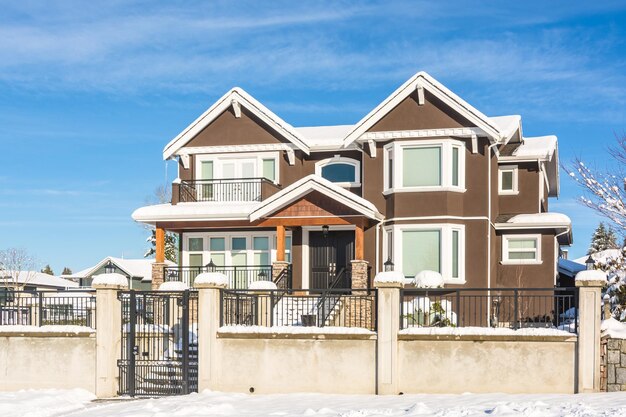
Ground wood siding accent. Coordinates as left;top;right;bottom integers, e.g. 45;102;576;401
276;225;285;262
155;227;165;263
269;191;360;219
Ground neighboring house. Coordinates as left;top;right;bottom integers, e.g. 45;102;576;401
132;71;572;290
63;257;176;289
0;271;78;290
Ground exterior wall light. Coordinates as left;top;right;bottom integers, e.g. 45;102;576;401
384;257;394;272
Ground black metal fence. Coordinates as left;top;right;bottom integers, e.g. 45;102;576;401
164;264;291;289
0;289;96;328
179;178;280;203
400;287;578;333
118;290;199;397
220;289;377;331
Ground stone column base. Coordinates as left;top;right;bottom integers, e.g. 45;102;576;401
151;262;167;290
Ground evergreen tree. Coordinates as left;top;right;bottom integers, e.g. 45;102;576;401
588;222;619;254
61;267;72;275
40;264;54;275
144;229;178;263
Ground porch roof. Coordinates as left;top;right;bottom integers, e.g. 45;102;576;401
249;175;384;222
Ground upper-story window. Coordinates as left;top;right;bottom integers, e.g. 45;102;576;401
195;152;279;183
383;139;465;194
498;165;518;195
315;156;361;188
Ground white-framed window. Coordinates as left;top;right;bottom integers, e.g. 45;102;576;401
383;139;465;194
502;234;541;265
184;231;292;266
314;156;361;187
498;165;518;195
195;152;280;183
386;224;465;282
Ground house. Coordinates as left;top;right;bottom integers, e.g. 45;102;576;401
132;71;572;291
0;271;78;290
62;256;176;289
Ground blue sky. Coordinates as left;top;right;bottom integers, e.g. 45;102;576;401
1;1;625;273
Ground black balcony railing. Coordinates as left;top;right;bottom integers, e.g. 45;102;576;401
164;264;291;289
400;287;578;333
179;178;281;203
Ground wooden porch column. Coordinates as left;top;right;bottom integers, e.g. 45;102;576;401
355;223;364;261
155;227;165;263
276;225;285;262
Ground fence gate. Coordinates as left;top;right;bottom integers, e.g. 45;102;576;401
118;290;198;397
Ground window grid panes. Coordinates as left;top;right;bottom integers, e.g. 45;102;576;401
507;238;538;260
188;238;203;252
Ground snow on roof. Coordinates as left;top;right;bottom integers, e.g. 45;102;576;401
574;249;622;265
489;115;521;139
69;257;176;280
249;174;383;222
295;125;354;149
0;271;78;288
506;212;571;225
510;136;557;160
558;258;586;276
132;201;261;225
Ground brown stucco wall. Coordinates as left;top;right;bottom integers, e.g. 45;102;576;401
498;162;541;215
495;231;557;288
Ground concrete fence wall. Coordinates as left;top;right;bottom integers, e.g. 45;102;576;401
0;330;96;392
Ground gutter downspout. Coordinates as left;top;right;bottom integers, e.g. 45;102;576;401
487;142;499;290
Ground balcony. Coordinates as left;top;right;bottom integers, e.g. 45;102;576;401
177;178;281;203
164;264;292;290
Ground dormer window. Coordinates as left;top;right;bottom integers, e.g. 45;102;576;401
315;156;361;188
383;139;465;193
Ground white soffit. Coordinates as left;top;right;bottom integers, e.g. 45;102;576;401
162;88;310;160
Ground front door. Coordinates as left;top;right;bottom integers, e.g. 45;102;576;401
309;231;354;289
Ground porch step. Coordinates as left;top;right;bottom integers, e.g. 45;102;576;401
273;296;343;326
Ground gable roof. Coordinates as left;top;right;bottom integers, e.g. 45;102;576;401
249;174;383;222
68;257;176;281
0;271;78;288
342;71;513;147
163;87;310;160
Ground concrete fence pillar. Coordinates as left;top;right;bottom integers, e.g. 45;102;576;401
575;270;606;393
195;272;228;392
374;272;404;395
93;273;129;398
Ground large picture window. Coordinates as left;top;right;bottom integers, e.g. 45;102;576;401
195;152;279;183
384;139;465;193
387;224;465;282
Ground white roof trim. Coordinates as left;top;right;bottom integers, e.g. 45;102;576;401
80;256;136;279
342;71;505;148
163;88;310;160
249;174;384;222
177;143;298;155
359;127;482;141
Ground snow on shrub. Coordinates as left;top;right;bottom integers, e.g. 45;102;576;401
414;270;444;288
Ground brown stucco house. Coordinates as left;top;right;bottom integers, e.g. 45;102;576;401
132;71;572;291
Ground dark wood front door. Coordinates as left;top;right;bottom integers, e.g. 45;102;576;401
309;231;354;289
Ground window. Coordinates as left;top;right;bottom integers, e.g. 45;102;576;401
502;235;541;264
499;165;518;195
315;157;360;187
384;139;465;193
195;152;279;183
389;224;465;282
209;237;225;266
188;237;203;252
253;236;270;265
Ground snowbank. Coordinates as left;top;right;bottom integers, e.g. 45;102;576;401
0;325;95;334
602;318;626;339
91;273;129;288
374;271;404;285
249;280;277;290
399;326;574;337
219;325;375;335
575;269;607;283
194;272;229;288
414;270;444;288
159;281;189;291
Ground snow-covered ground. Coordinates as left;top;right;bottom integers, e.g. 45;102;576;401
3;389;626;417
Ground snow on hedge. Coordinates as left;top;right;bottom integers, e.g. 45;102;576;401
399;326;574;337
219;325;375;335
91;273;129;288
194;272;229;288
159;281;189;291
249;280;277;290
414;270;444;288
602;318;626;339
0;325;95;334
